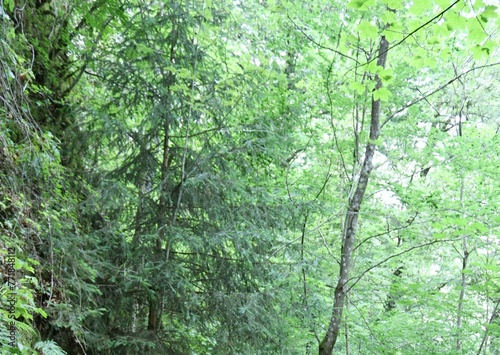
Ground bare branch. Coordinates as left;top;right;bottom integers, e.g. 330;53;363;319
354;212;418;252
382;61;500;128
287;15;360;64
347;237;465;292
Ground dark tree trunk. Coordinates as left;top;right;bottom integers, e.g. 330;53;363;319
319;35;389;355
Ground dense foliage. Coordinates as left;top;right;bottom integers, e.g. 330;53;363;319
1;0;499;354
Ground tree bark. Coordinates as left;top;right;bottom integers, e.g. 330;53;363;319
456;178;468;350
319;35;389;355
147;23;177;331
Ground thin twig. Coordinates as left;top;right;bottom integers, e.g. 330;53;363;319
355;1;462;71
354;212;418;251
382;62;500;128
477;299;500;355
348;237;465;292
287;15;360;64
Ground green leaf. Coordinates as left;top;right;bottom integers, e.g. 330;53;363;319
410;0;428;15
4;0;15;12
433;232;448;239
382;0;403;10
349;81;365;95
427;37;441;45
471;44;490;60
479;5;498;23
357;21;379;40
347;0;375;10
383;22;405;42
379;68;394;83
365;61;381;74
454;218;468;226
347;0;370;9
381;10;397;25
444;11;466;31
436;0;452;8
473;0;488;9
467;19;488;44
373;87;391;102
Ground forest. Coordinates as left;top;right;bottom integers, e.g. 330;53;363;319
1;0;499;354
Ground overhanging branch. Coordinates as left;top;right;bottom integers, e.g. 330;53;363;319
355;0;461;70
381;61;500;128
347;236;466;292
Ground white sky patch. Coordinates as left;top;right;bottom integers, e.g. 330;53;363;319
414;137;427;150
428;264;440;276
373;189;403;208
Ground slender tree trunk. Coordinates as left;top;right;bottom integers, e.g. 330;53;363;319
344;311;350;355
477;300;500;355
455;243;468;350
456;178;469;350
147;301;158;330
147;23;177;330
148;115;171;331
319;35;389;355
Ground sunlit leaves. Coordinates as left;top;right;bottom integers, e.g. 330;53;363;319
382;22;405;42
472;43;491;60
349;81;365;95
409;48;437;69
467;18;488;44
382;0;403;10
479;5;498;23
444;10;466;32
411;0;430;15
373;87;392;101
379;67;394;83
347;0;376;10
357;21;379;40
381;9;397;25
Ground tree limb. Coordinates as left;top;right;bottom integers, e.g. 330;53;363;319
382;61;500;128
347;237;465;292
355;1;461;70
